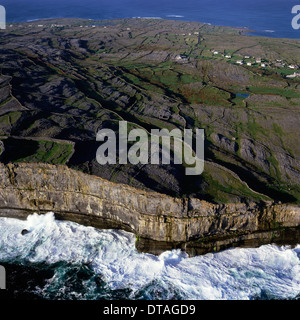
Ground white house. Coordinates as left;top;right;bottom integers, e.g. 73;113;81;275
175;54;188;61
236;60;244;65
247;62;252;66
261;63;266;67
225;55;232;58
213;51;219;55
286;72;300;78
288;65;297;69
256;58;262;63
244;55;250;59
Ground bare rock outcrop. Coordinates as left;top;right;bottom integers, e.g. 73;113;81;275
0;163;299;255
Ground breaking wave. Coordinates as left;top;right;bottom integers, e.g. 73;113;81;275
0;212;299;300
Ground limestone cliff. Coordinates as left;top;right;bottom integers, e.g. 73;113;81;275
0;162;299;255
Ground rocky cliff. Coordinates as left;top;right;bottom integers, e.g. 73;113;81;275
0;163;299;255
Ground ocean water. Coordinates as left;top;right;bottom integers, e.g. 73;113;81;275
0;212;299;300
2;0;300;39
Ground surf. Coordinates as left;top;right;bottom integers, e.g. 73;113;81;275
0;212;300;300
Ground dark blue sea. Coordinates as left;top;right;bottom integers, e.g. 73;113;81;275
2;0;300;39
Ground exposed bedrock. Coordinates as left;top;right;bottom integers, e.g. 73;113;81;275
0;162;299;256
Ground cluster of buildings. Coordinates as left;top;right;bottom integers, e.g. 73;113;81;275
179;31;200;36
212;51;267;67
211;50;299;73
174;50;299;78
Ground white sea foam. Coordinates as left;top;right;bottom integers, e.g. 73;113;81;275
166;15;184;18
0;212;299;300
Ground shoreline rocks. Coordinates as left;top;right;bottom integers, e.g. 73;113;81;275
0;162;299;256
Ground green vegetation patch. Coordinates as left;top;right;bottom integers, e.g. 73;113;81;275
201;167;269;204
249;87;300;99
1;138;73;165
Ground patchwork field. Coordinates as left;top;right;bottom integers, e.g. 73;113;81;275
0;18;300;203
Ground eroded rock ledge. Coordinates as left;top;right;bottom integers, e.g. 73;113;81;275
0;163;299;256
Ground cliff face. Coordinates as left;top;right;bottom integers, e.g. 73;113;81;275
0;163;300;255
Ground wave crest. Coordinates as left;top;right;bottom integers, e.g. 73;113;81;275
0;213;299;300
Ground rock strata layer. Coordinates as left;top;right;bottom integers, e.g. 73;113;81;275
0;163;299;255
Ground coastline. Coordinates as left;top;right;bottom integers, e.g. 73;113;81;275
6;16;298;41
0;11;300;301
0;17;299;256
0;162;299;256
